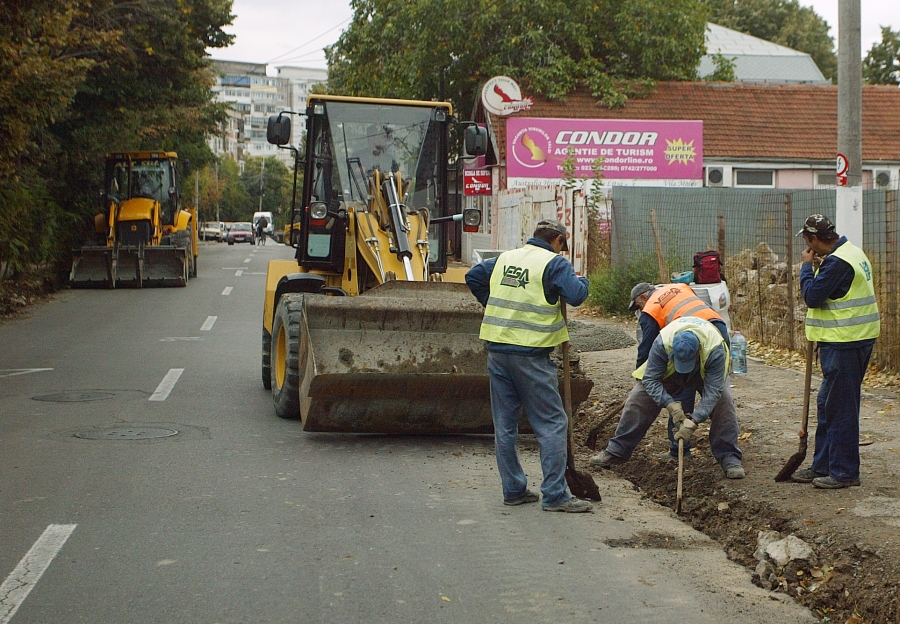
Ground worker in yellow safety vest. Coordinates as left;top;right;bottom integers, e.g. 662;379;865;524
466;219;594;513
789;214;879;489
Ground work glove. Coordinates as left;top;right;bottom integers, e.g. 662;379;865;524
666;402;686;426
673;418;698;444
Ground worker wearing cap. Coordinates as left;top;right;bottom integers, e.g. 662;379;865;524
590;316;745;479
466;219;594;512
790;214;879;489
629;282;731;461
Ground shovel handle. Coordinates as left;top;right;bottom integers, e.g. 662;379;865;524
560;300;576;468
676;438;684;514
800;340;814;436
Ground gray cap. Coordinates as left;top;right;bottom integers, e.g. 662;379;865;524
535;219;569;251
628;282;654;311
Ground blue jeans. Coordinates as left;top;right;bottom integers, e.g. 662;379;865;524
606;381;743;469
811;343;873;482
488;351;571;507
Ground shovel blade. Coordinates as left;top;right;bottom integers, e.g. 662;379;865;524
774;436;809;482
565;467;602;502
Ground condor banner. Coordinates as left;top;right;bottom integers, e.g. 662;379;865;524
506;117;703;180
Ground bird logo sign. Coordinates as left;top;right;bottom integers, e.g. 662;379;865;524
481;76;533;116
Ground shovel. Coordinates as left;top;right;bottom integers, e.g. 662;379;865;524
774;340;815;482
676;438;685;514
560;301;602;502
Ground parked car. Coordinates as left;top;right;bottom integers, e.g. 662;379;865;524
226;222;254;245
200;222;224;241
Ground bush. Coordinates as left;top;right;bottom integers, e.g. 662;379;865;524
587;254;659;315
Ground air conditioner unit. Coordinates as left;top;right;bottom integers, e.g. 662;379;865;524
875;170;892;189
706;167;724;187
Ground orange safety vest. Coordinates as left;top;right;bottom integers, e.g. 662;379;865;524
642;283;722;328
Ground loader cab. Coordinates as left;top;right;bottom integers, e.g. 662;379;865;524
106;152;179;227
290;97;454;275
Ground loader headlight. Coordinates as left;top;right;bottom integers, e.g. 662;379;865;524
463;209;481;228
310;202;328;220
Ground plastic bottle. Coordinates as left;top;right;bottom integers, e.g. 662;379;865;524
731;331;748;374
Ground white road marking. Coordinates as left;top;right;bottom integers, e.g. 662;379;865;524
235;270;243;277
222;287;233;295
159;337;202;342
0;524;77;624
0;368;53;379
149;368;184;401
243;258;251;263
200;316;217;331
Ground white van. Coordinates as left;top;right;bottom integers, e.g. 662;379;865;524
252;211;274;237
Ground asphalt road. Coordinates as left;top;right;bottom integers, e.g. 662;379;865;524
0;241;816;623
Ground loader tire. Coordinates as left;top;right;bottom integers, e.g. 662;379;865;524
271;294;303;419
261;326;272;390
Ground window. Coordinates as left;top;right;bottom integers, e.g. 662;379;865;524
734;169;774;187
816;172;836;187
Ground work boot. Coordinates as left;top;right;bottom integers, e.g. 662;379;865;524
724;465;746;479
542;497;593;513
812;476;860;489
791;468;827;483
589;450;625;468
504;490;540;506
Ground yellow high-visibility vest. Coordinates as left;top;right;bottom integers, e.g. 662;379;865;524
632;316;729;383
480;245;569;347
805;242;880;343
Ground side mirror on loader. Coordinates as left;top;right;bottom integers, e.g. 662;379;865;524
463;124;488;157
267;115;292;146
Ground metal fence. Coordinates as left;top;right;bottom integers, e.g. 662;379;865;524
610;184;900;372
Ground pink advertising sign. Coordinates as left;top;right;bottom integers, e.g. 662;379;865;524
506;117;703;180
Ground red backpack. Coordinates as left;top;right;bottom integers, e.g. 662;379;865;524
693;250;723;284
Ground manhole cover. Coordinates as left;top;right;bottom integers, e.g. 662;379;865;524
74;427;179;440
33;391;117;402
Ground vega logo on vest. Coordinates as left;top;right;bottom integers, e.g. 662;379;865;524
860;260;872;281
500;265;529;289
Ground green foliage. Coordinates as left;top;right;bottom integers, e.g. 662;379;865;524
0;0;234;278
704;0;836;81
326;0;708;110
587;254;659;314
704;54;737;82
864;27;900;85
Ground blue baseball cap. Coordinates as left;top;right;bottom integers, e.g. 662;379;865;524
671;331;700;374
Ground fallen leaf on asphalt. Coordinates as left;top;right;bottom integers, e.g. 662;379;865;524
441;596;451;602
739;432;752;440
835;507;847;513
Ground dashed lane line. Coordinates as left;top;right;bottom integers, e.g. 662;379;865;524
235;270;243;277
149;368;184;401
0;524;77;624
222;287;233;295
200;316;217;331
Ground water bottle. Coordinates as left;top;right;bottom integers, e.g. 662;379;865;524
731;331;747;374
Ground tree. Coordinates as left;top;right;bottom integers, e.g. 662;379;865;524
864;26;900;85
326;0;709;110
241;157;292;220
704;0;836;81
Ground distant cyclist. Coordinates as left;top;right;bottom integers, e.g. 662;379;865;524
255;216;268;246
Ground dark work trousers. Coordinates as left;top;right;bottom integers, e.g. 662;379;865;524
811;342;874;482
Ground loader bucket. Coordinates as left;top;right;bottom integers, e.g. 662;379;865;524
70;247;114;288
113;245;188;288
281;281;593;434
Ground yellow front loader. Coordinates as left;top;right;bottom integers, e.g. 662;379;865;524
260;96;592;434
70;151;198;288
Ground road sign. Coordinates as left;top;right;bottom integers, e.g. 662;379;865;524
836;153;849;186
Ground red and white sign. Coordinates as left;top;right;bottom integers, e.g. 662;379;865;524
464;169;492;195
481;76;533;116
836;153;849;187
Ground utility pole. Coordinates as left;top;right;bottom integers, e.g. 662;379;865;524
215;160;221;223
836;0;863;245
258;158;265;213
194;171;200;222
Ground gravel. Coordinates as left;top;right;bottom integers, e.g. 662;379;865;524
566;320;636;353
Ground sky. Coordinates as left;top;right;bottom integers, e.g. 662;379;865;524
208;0;900;70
